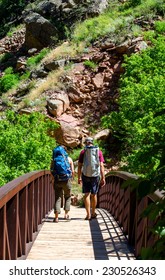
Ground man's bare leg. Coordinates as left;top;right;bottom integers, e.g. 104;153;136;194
91;194;97;217
84;192;91;219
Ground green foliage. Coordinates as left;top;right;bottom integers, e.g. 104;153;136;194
119;0;165;18
102;35;165;178
143;30;156;42
0;49;47;94
0;52;13;64
83;60;98;70
20;70;31;81
102;33;165;259
0;110;59;187
72;0;165;46
0;67;19;93
0;0;33;38
139;177;165;259
72;11;117;45
155;20;165;34
26;48;50;68
69;148;82;162
129;0;142;7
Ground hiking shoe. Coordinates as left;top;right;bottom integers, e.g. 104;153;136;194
84;216;91;221
91;213;97;219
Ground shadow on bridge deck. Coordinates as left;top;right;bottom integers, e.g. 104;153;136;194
90;208;135;260
26;206;135;260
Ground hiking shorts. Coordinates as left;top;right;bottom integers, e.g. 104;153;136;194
82;173;100;194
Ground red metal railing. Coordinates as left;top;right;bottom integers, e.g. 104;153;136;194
98;171;163;258
0;170;54;260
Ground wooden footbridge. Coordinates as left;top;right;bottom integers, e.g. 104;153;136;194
0;171;162;260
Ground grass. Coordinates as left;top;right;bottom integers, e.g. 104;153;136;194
6;24;25;37
71;0;164;46
1;0;164;110
42;41;85;64
18;69;65;110
27;48;50;68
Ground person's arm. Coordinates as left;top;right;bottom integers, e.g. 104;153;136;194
68;157;75;178
100;162;105;187
77;150;84;184
78;162;83;184
99;150;105;187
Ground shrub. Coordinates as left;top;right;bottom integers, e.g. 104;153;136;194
155;20;165;34
102;35;165;179
83;60;98;70
0;110;59;186
27;48;50;68
0;67;19;93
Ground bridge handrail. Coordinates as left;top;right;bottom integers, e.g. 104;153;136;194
98;171;163;258
1;170;163;260
0;170;54;260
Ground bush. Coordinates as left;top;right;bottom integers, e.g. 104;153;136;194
27;48;50;68
83;60;98;70
0;67;19;93
0;110;59;186
102;35;165;178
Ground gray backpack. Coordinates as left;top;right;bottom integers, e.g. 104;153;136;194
82;146;100;177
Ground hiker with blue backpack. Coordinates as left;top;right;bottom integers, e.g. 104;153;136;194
50;145;74;223
78;137;105;220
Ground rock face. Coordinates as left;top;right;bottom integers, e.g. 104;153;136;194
24;12;58;50
0;1;157;149
55;114;82;148
47;91;70;117
0;23;149;148
23;0;109;50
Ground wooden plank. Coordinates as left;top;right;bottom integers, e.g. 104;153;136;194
27;206;135;260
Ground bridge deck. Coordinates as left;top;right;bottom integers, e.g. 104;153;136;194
27;206;135;260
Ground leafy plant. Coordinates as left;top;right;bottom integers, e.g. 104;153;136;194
27;48;50;68
102;32;165;259
0;67;19;93
0;52;13;64
0;110;59;187
83;60;98;70
155;20;165;34
102;34;165;176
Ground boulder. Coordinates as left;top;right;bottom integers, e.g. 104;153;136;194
47;99;64;117
55;114;81;148
94;129;110;141
47;91;70;117
24;12;58;50
92;73;104;89
44;59;66;71
23;0;109;50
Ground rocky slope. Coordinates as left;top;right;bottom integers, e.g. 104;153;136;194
0;0;162;166
0;26;149;146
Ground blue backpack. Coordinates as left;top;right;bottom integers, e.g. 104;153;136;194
52;146;72;181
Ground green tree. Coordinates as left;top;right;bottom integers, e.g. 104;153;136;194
0;110;58;186
102;35;165;179
102;34;165;259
